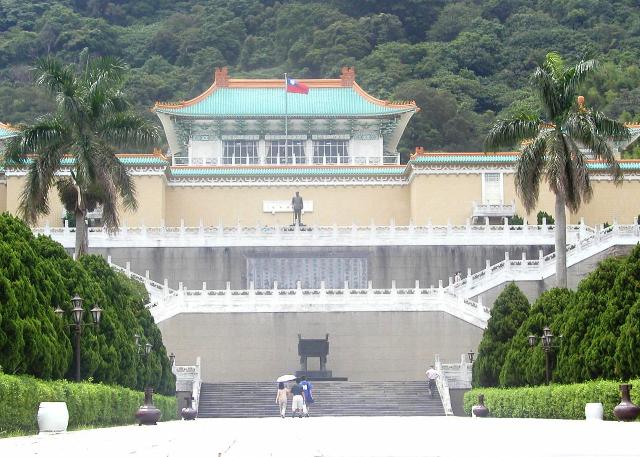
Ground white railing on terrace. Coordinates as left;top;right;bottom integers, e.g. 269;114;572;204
444;221;640;299
434;355;454;416
472;201;516;218
439;354;473;389
107;259;490;328
171;155;393;166
33;219;591;248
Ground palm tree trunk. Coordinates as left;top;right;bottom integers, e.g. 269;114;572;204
554;193;568;288
74;209;89;258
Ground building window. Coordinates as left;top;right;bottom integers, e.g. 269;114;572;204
313;140;349;164
223;140;258;164
483;172;502;204
266;140;306;164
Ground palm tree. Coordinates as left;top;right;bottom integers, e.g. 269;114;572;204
5;55;158;257
485;52;629;287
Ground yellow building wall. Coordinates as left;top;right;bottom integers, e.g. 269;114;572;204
0;181;6;213
504;175;640;226
4;174;166;227
164;185;411;226
503;173;560;224
5;176;66;226
409;174;481;224
119;175;166;226
571;180;640;225
2;170;639;229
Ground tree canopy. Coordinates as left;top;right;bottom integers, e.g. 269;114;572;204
1;0;640;158
0;214;174;394
473;244;640;388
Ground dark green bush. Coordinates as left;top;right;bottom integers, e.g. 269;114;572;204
464;379;640;420
0;373;177;435
472;283;529;387
536;211;554;225
0;214;174;394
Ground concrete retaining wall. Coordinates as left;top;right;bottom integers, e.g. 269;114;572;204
90;244;553;290
159;311;484;382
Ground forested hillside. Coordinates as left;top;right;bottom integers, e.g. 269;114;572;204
1;0;639;154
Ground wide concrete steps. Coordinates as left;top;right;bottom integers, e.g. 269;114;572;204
197;381;445;418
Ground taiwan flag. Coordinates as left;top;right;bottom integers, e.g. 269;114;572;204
286;76;309;94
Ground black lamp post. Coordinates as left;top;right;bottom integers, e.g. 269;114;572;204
467;350;475;364
54;295;102;382
133;336;163;425
528;326;560;385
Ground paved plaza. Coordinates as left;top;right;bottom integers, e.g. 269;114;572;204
1;416;638;457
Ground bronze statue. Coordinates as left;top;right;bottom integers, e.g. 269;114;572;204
291;191;304;225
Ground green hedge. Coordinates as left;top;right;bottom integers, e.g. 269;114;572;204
464;379;640;420
0;373;177;435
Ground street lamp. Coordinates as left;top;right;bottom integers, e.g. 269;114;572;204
528;326;561;385
133;336;163;425
54;295;102;382
467;350;475;364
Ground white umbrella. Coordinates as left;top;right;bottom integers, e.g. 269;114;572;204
276;374;297;383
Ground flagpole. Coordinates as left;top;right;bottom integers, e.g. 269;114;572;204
284;73;288;165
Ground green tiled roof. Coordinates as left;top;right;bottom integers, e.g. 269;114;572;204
412;154;519;164
169;166;406;176
0;124;17;140
9;155;168;167
411;153;640;170
156;87;414;118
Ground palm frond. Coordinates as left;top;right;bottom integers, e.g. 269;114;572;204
562;59;598;103
561;135;592;212
98;113;159;148
485;116;542;151
565;111;624;183
18;145;66;224
34;57;77;99
515;133;547;212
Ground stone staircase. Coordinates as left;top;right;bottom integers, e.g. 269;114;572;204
197;381;445;418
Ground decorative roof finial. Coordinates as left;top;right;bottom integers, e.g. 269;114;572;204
215;67;229;87
340;66;356;87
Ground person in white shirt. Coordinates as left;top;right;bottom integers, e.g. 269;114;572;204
425;366;439;398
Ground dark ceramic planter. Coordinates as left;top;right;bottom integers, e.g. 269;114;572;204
136;387;162;426
181;397;197;420
472;394;489;418
613;384;640;422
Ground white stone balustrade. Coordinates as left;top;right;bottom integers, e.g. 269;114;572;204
445;221;640;300
34;220;593;248
107;259;490;329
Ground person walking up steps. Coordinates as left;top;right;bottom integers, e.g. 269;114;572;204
299;376;314;417
426;366;439;398
275;382;288;418
290;380;305;418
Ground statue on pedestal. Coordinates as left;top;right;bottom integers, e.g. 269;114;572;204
292;191;304;226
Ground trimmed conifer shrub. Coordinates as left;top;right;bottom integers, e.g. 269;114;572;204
0;214;174;394
472;283;530;387
499;288;574;386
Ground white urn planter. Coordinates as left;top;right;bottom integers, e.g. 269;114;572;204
584;402;604;421
37;402;69;434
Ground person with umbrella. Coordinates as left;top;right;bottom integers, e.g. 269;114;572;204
275;382;289;418
275;374;296;418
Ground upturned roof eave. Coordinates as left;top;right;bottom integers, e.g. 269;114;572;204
154;110;415;118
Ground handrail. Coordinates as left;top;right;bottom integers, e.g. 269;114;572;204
32;221;599;248
434;355;454;416
444;222;640;299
